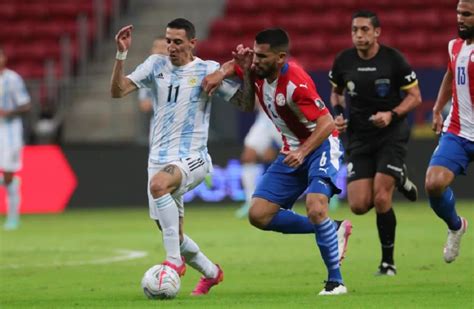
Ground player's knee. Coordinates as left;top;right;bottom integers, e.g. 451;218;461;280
149;179;168;198
305;197;327;224
248;205;270;229
373;191;391;208
424;175;446;197
349;202;371;215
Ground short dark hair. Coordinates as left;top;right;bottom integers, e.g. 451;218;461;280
352;10;381;28
255;28;289;52
167;18;196;39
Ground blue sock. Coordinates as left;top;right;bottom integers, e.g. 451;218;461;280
429;187;461;230
264;209;314;234
314;218;343;283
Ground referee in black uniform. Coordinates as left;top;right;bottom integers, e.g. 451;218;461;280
329;10;422;275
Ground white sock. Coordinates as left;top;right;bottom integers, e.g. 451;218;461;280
154;194;181;266
242;163;259;204
180;235;218;278
6;177;20;222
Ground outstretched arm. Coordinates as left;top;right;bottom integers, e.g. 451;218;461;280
432;68;453;134
202;59;236;96
227;45;255;112
110;25;138;98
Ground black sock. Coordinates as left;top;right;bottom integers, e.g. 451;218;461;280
376;208;396;265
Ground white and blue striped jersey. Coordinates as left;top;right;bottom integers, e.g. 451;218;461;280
0;69;30;151
127;55;239;164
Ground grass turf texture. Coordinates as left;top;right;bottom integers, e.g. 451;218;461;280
1;202;473;308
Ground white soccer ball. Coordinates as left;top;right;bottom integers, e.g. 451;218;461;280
141;264;181;299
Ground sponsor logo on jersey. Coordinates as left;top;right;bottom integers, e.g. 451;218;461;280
357;67;377;72
404;71;417;83
155;72;164;79
276;93;286;106
375;78;391;98
299;83;308;89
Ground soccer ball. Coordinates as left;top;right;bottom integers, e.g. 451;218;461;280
141;264;181;299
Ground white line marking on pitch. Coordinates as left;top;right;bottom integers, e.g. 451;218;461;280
1;249;148;269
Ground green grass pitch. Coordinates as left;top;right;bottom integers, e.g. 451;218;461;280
1;201;473;308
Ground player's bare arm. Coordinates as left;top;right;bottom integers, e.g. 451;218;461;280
432;68;453;134
371;83;422;128
110;25;138;98
330;86;348;133
227;46;255;111
283;114;336;168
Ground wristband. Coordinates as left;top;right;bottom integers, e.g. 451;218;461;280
390;110;399;121
116;50;128;60
333;104;344;116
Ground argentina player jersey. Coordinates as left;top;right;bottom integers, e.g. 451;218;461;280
127;55;239;163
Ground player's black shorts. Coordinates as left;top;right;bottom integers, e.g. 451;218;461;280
345;123;409;184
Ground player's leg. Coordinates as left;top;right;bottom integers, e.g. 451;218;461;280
170;155;222;295
346;154;376;215
239;146;259;218
373;173;397;275
148;163;185;274
238;117;274;218
425;133;471;263
3;171;21;230
373;138;410;275
249;153;313;233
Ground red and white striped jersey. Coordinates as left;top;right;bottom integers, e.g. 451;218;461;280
446;38;474;141
238;61;336;151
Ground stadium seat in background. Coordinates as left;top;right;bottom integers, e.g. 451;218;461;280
197;0;456;71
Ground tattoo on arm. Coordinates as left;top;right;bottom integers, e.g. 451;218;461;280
162;165;176;175
229;70;255;112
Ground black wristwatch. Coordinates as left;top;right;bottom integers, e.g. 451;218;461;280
390;110;399;122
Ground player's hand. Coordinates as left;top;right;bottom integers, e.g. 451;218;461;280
432;111;444;135
115;25;133;52
232;44;253;71
334;115;347;133
282;150;305;168
201;70;224;96
369;111;392;128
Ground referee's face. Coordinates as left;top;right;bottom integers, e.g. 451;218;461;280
351;17;379;52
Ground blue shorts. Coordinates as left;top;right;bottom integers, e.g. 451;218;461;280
253;138;343;209
429;133;474;176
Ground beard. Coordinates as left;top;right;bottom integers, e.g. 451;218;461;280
458;25;474;40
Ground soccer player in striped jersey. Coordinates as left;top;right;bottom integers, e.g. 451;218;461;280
0;47;31;230
425;0;474;264
203;28;351;295
110;18;252;296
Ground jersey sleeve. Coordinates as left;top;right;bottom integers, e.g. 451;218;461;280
214;77;242;101
127;55;161;89
328;52;345;88
12;74;31;106
291;84;329;122
392;49;418;90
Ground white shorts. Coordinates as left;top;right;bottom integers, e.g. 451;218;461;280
0;146;22;172
244;113;281;156
147;153;212;219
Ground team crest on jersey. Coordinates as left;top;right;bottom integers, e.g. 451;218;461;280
188;76;198;86
276;93;286;106
315;99;325;110
374;78;391;98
